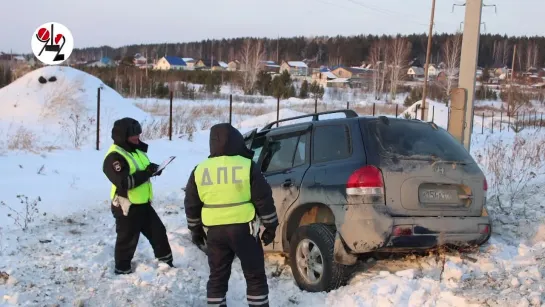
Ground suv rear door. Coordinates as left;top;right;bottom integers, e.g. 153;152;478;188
362;118;486;217
250;124;312;250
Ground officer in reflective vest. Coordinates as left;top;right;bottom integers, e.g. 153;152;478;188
184;123;278;307
103;117;174;275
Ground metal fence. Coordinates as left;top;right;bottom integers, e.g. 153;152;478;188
94;87;545;150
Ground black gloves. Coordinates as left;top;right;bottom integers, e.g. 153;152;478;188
191;227;207;247
146;163;162;176
261;227;276;246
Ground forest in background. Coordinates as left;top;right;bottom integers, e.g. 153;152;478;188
72;33;545;70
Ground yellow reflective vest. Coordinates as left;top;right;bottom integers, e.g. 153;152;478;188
194;155;255;226
105;144;153;204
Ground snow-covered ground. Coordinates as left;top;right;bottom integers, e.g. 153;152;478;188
1;67;545;307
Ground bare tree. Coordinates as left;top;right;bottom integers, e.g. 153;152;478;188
388;37;411;101
250;40;266;89
238;39;266;94
502;40;510;66
516;43;525;72
527;40;539;69
438;34;462;101
239;39;254;93
369;40;388;100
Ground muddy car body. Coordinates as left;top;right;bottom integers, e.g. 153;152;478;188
242;110;492;292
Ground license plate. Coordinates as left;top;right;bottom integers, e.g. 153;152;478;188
420;189;456;202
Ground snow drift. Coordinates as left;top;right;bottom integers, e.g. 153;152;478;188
0;66;149;150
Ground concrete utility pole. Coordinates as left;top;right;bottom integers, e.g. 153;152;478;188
421;0;436;121
458;0;483;151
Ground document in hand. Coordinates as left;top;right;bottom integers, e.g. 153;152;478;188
153;156;176;175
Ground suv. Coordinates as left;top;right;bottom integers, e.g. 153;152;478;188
242;110;492;293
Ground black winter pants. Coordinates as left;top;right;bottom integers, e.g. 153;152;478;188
111;203;173;273
206;223;269;307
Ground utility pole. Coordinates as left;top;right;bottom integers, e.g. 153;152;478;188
458;0;483;151
421;0;436;121
277;35;279;63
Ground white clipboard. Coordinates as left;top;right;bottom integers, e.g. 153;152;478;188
153;156;176;175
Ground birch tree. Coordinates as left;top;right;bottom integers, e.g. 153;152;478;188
439;34;462;101
249;40;266;91
388;37;411;101
369;39;388;100
239;39;252;92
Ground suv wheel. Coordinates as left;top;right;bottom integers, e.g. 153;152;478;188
289;223;353;292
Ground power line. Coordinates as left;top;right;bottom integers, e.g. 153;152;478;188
346;0;430;27
452;1;497;14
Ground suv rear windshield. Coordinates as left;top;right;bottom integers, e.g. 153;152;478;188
367;119;474;163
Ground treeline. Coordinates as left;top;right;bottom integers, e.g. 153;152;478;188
73;33;545;69
80;66;236;98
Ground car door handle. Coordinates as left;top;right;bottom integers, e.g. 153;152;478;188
282;179;294;188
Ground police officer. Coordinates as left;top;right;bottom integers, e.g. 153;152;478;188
103;117;174;275
184;123;278;307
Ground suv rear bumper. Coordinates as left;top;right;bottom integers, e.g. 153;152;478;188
337;211;491;256
383;216;492;250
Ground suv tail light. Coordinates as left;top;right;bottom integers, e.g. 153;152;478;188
346;165;385;197
483;177;488;197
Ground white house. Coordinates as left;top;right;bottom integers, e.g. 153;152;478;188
154;56;187;70
182;58;196;70
428;64;439;76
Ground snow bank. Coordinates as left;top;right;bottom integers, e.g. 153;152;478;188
238;109;307;129
0;66;149;150
401;99;449;128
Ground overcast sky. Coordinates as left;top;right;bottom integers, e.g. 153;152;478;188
2;0;544;54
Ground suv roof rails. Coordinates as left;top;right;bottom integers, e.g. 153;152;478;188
262;109;359;130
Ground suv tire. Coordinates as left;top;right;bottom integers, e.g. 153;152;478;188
289;223;353;292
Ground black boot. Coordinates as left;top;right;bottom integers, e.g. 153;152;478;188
114;267;133;275
166;260;176;268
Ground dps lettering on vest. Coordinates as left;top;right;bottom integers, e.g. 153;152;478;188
105;145;153;213
195;156;255;226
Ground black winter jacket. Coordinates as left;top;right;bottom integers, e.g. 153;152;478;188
184;123;278;231
102;118;152;204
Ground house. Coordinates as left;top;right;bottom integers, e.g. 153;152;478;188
280;61;309;76
437;70;460;83
311;71;337;86
133;53;147;68
195;59;223;71
260;60;280;73
227;60;241;71
331;66;373;79
182;58;195;70
407;66;425;79
154;56;187;70
86;57;115;68
330;66;374;88
218;61;229;70
428;64;439;76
